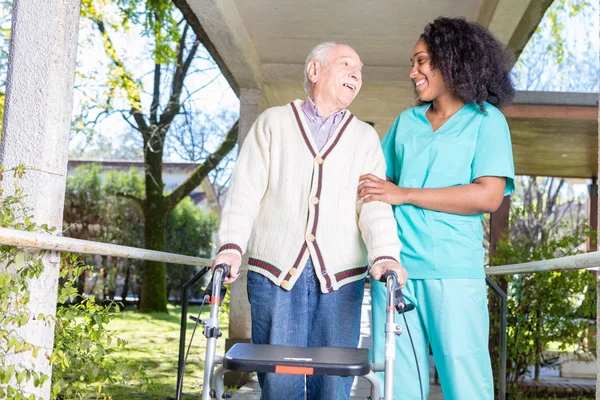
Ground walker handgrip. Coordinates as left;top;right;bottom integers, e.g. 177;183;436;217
214;263;231;279
379;270;398;284
203;264;230;303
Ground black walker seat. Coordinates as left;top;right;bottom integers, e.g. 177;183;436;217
223;343;371;377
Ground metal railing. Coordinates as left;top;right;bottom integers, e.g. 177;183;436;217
0;227;212;267
0;226;597;399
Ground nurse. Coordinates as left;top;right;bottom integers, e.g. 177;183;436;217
358;17;516;400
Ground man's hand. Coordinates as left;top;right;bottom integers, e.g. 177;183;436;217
370;261;407;288
212;252;242;284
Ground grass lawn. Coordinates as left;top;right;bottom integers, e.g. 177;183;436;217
103;304;228;399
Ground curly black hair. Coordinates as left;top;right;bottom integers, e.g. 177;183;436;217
419;17;515;110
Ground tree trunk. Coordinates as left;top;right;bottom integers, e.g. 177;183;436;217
121;261;131;302
139;146;169;312
534;307;542;380
140;208;168;312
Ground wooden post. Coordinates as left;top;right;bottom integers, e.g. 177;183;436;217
488;195;511;395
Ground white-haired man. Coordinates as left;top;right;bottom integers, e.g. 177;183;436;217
212;42;406;400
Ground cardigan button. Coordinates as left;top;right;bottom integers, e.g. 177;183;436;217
280;280;291;290
289;268;300;277
315;156;324;165
306;233;315;243
311;196;319;205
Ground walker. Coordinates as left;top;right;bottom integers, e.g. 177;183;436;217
175;264;420;400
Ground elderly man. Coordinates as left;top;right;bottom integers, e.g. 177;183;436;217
212;42;406;400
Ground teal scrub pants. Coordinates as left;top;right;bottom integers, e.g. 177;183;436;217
371;278;494;400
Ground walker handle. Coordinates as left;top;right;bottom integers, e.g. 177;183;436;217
379;270;414;313
203;264;230;304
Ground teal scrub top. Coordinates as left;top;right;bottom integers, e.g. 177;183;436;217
382;102;515;279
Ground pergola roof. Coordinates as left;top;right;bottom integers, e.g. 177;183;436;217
175;0;599;178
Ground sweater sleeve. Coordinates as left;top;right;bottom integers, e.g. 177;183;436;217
357;128;403;267
216;111;271;257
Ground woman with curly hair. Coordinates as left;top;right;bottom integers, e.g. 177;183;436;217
358;17;516;399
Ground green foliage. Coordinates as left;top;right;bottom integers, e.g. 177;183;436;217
0;166;147;399
113;0;180;63
64;163;219;304
166;197;218;301
64;164;144;246
491;207;594;394
51;254;148;399
81;0;180;64
0;167;51;400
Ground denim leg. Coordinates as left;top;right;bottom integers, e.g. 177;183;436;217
247;269;309;400
306;265;365;400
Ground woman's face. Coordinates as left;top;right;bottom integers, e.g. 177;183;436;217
409;38;449;102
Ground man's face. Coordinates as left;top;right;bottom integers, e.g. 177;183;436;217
313;45;363;109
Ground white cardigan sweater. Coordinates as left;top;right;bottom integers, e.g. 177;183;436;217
217;100;401;293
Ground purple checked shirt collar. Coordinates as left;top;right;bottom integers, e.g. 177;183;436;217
301;97;346;152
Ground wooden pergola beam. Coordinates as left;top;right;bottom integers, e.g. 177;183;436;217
503;104;598;121
477;0;501;28
507;0;554;64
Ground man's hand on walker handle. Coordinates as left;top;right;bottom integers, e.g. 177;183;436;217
370;261;407;288
212;252;242;284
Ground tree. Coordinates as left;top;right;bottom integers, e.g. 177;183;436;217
512;0;598;92
64;163;219;305
76;1;239;311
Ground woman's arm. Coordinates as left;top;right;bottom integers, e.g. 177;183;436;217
357;174;506;215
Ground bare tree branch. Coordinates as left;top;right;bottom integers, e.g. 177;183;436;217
165;119;239;211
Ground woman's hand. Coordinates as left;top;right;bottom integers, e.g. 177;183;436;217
357;174;409;205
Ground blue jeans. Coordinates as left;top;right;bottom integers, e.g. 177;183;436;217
247;258;364;400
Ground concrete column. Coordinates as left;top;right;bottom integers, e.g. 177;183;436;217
237;88;262;145
0;0;80;398
224;87;262;386
228;88;262;340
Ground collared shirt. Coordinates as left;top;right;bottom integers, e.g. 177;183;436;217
301;97;346;151
382;102;515;280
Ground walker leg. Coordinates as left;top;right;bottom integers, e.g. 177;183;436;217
363;371;382;400
213;366;229;399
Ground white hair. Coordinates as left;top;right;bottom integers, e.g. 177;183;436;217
303;42;339;95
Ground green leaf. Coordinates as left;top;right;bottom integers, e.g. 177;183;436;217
14;251;24;268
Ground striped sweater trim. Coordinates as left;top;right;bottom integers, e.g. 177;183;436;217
289;102;354;161
334;265;368;282
283;243;308;281
218;243;242;254
248;258;283;278
290;102;316;157
313;241;333;292
322;114;354;160
373;256;399;264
